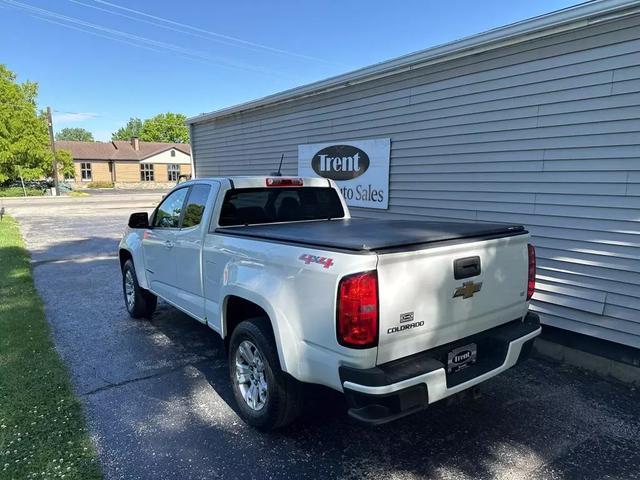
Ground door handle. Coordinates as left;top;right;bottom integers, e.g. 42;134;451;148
164;240;174;249
454;256;481;279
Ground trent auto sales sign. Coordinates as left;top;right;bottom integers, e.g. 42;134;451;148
298;138;390;209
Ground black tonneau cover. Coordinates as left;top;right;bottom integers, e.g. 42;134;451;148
215;219;526;252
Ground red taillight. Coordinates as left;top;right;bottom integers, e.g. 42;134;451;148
337;271;378;348
266;177;303;187
527;244;536;301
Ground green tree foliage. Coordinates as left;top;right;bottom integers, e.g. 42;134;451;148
111;117;142;141
182;204;204;227
56;149;75;179
55;127;94;142
0;65;54;182
111;113;189;143
140;112;189;143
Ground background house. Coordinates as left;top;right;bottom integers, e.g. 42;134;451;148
187;0;640;358
56;137;191;187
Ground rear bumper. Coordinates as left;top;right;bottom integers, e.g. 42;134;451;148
340;312;541;425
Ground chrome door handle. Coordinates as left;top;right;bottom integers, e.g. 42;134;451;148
164;240;174;248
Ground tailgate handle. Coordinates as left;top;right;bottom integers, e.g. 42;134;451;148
454;256;481;279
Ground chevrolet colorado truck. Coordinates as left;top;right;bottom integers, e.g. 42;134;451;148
119;176;540;429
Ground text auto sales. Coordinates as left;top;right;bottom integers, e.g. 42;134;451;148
338;184;384;203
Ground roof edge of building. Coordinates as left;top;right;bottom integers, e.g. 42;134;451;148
187;0;640;125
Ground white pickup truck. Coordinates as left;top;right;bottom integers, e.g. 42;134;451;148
119;176;540;429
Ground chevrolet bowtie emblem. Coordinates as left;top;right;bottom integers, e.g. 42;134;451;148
453;281;482;299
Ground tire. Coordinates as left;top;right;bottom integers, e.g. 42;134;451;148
228;318;303;430
122;259;157;319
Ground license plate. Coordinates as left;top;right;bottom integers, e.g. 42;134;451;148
447;343;477;373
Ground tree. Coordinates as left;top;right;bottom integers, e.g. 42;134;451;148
140;112;189;143
140;113;189;143
111;113;189;143
56;149;75;179
55;127;94;142
0;64;54;182
111;117;142;141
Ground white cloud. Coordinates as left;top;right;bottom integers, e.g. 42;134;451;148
53;112;100;123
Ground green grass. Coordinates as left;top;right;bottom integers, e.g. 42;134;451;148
0;187;44;197
85;181;113;189
67;191;90;197
0;215;102;479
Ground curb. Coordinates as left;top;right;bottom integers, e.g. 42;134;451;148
534;338;640;386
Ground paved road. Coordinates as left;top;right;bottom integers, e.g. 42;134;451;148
81;188;172;196
6;196;640;480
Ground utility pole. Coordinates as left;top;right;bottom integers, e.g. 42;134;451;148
46;107;59;196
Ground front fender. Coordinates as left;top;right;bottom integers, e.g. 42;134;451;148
119;230;148;290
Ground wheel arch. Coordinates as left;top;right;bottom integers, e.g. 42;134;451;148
221;292;298;377
118;246;150;290
119;248;133;270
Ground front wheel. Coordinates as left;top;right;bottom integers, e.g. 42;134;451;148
122;259;157;319
228;319;302;430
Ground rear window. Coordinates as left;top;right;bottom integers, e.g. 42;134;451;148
218;187;345;226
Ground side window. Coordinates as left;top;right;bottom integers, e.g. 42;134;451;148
182;184;211;228
153;188;188;228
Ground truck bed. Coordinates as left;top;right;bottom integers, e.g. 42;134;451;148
215;219;526;252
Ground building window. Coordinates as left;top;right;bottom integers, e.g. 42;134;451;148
167;164;180;182
140;164;154;182
81;162;92;181
170;149;176;157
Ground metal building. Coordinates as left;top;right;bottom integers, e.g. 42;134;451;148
187;0;640;349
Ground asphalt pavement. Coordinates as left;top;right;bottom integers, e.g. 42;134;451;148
5;195;640;480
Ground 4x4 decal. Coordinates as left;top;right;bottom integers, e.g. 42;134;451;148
299;253;334;269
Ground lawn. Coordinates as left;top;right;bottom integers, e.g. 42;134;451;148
0;215;101;479
0;187;44;197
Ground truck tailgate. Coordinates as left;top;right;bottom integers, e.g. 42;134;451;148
376;234;529;365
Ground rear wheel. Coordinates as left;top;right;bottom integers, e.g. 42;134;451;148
122;259;157;319
228;318;302;430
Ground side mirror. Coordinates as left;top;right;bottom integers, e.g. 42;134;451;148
128;212;149;229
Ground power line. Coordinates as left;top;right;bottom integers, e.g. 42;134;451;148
0;104;196;129
2;102;196;144
53;109;99;116
3;0;285;76
33;15;195;63
67;0;251;54
89;0;338;65
68;0;330;64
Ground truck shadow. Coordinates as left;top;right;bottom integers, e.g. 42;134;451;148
152;305;640;480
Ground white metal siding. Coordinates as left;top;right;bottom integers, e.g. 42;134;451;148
191;14;640;348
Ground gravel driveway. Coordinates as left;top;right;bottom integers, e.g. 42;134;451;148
6;195;640;480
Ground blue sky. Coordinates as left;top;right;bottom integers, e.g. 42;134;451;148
1;0;581;141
